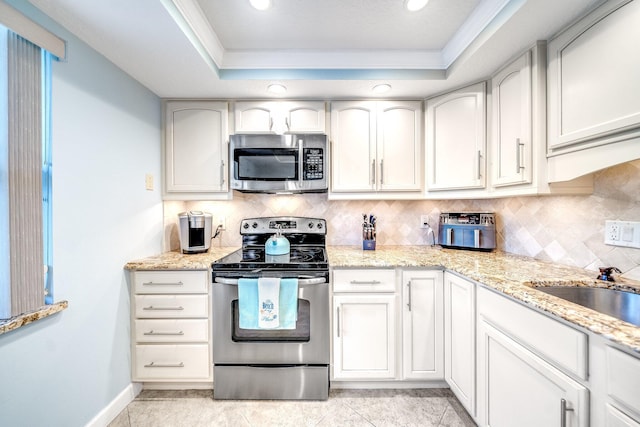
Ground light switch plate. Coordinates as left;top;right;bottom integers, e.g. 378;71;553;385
605;220;640;248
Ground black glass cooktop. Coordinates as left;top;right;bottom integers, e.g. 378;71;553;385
212;245;328;271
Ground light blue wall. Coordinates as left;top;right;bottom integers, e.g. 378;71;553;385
0;1;163;426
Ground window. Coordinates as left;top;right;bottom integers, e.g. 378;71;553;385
0;3;64;322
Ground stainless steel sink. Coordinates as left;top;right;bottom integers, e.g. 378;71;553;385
535;286;640;327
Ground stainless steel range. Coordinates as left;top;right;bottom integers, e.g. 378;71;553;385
211;216;329;400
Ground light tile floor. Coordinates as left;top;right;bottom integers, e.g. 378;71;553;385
108;388;476;427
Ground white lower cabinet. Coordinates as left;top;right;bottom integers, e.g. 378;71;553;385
332;268;445;383
605;346;640;426
607;405;640;427
332;269;397;380
476;287;588;427
444;272;476;417
131;270;212;383
333;294;397;379
401;270;443;380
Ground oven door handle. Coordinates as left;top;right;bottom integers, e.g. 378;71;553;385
214;277;327;286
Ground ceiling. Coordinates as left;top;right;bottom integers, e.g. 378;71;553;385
26;0;603;99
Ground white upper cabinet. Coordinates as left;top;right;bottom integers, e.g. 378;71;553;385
330;100;422;198
425;82;486;191
547;0;640;181
234;101;326;134
490;51;533;187
164;101;230;200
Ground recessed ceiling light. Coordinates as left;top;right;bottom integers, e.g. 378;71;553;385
404;0;429;12
373;84;392;94
250;0;271;11
268;84;287;94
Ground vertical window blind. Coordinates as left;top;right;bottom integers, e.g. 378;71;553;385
0;31;44;319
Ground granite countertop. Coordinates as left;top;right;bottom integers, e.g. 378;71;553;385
124;244;640;354
329;245;640;354
124;246;239;270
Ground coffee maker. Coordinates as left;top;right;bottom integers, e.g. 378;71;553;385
178;211;212;254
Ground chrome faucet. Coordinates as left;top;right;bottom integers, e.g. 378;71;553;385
597;267;622;282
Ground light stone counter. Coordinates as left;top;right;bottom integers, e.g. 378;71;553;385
328;245;640;354
124;246;239;271
123;244;640;354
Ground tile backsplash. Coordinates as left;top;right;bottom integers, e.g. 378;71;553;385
164;160;640;280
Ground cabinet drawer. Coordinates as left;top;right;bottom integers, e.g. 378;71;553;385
134;295;208;318
134;319;209;343
477;287;588;379
134;344;210;380
134;270;208;294
333;269;396;293
607;346;640;419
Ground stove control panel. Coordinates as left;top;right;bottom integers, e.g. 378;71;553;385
240;216;326;235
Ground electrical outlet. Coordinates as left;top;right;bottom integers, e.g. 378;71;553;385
605;220;640;248
218;216;226;230
420;215;430;229
605;220;620;242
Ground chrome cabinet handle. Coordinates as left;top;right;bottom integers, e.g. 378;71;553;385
371;159;376;185
337;307;341;338
142;281;183;286
220;160;225;186
560;398;574;427
143;306;184;311
477;150;482;179
143;330;185;336
516;138;525;173
380;159;384;185
407;281;412;311
349;280;381;285
144;362;184;368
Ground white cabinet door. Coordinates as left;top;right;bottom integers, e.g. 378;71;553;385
377;101;422;192
333;294;396;380
164;101;228;194
234;101;274;133
606;405;640;427
547;0;640;181
491;51;532;187
477;319;589;427
234;101;325;134
444;272;476;417
401;270;443;380
426;82;486;191
330;101;422;195
330;101;377;192
282;101;326;133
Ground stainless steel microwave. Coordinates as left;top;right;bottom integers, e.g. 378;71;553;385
230;134;327;193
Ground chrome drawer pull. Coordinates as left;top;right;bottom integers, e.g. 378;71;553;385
142;281;184;286
143;306;184;311
560;398;574;427
144;362;184;368
349;280;381;285
143;330;185;336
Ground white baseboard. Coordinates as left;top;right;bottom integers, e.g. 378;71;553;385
330;380;449;389
85;382;142;427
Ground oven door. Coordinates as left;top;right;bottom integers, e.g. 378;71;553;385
212;275;329;365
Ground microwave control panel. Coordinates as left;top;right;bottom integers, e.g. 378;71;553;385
303;148;324;180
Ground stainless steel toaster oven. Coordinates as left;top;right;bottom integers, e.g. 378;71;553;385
438;212;496;251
